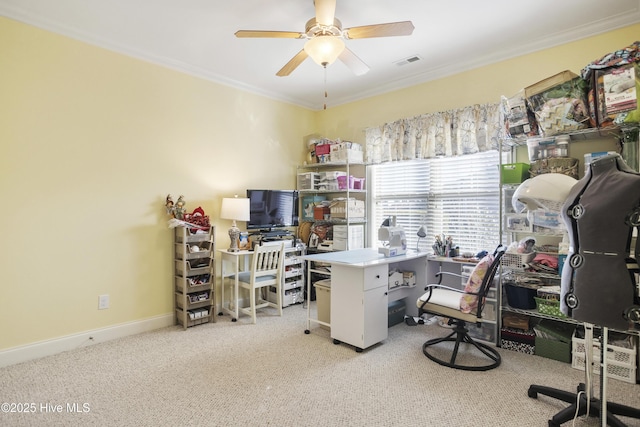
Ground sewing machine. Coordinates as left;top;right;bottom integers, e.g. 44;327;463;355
378;216;407;257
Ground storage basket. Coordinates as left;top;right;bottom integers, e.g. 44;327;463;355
529;157;579;179
505;285;537;310
534;297;566;318
535;336;572;363
501;163;530;184
501;252;536;270
533;320;575;363
572;333;637;384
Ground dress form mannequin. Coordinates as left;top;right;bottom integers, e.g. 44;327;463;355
528;153;640;427
561;153;640;331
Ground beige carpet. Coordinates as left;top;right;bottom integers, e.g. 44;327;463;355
1;304;638;427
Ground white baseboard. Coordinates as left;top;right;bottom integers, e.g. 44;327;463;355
0;314;175;368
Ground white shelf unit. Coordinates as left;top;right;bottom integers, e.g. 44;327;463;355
174;225;216;329
297;160;367;252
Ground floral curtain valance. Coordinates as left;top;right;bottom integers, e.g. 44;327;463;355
365;103;505;164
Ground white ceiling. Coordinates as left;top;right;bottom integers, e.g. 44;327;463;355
2;0;640;110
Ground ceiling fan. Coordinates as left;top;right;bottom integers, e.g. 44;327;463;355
235;0;414;77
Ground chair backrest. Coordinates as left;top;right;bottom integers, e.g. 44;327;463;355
250;242;285;285
474;245;507;316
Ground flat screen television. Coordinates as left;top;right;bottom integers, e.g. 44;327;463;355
246;189;299;231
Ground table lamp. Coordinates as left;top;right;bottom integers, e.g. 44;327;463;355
416;225;427;252
220;195;250;252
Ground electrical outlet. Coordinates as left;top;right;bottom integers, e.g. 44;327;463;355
98;294;109;310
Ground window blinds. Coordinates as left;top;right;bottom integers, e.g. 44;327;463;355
370;151;503;254
427;150;502;253
370;160;430;252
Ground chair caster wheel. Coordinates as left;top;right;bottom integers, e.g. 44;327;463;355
304;329;310;334
231;318;237;322
333;339;341;345
527;389;537;399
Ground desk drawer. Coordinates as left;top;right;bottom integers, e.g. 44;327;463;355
364;265;387;291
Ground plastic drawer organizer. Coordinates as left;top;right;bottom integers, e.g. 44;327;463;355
571;332;637;384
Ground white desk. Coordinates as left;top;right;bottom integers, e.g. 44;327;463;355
301;248;428;352
218;249;253;321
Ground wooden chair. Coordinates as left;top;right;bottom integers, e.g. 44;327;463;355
237;242;285;324
416;245;506;371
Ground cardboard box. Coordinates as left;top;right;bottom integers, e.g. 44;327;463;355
402;271;416;287
329;198;365;218
525;70;579;98
330;143;364;163
313;205;330;220
502;313;530;330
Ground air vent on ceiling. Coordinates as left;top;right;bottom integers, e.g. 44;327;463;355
394;55;422;67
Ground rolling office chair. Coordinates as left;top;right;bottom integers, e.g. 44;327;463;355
417;245;506;371
236;242;285;324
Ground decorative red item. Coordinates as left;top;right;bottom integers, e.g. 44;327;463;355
184;206;210;229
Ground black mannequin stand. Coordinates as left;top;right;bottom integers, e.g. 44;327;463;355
528;327;640;427
528;383;640;426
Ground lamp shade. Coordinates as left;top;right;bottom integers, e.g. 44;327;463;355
304;35;345;66
220;197;250;222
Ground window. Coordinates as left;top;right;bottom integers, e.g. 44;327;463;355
369;160;430;252
369;150;504;254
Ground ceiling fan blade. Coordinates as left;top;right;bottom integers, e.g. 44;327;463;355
315;0;336;26
235;30;303;39
339;48;369;76
344;21;414;39
276;50;309;77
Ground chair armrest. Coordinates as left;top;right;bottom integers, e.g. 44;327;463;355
419;284;482;311
423;283;465;294
433;270;464;286
419;284;462;310
436;271;465;280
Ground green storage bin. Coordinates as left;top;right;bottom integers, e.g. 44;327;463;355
535;336;572;363
501;163;530;184
534;321;575;363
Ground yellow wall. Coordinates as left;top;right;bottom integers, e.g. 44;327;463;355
1;15;638;353
0;17;315;350
317;23;640;143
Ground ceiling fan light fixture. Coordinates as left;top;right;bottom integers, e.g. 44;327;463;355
304;36;345;66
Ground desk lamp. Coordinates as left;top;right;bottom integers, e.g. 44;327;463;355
220;195;250;252
416;225;427;252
